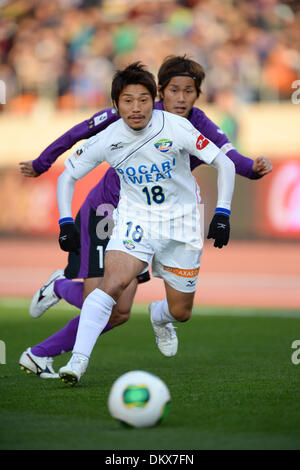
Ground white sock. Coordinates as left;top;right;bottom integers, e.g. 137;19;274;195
73;288;116;358
151;298;177;324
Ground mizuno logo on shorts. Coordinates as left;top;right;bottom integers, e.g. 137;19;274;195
163;266;199;278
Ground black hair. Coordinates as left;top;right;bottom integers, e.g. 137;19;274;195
158;55;205;97
111;62;157;106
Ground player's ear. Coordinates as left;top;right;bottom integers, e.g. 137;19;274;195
158;85;164;101
112;100;119;114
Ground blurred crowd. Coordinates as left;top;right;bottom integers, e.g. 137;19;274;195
0;0;300;113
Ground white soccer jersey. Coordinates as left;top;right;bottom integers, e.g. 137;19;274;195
61;110;235;292
65;110;223;241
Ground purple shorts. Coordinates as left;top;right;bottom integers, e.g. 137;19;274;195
64;204;150;284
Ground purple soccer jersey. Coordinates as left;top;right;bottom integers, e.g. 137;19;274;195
32;107;120;175
82;166;120;212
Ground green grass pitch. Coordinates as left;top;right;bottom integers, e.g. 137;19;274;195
1;299;300;450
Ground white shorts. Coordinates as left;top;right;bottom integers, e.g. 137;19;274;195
106;229;202;293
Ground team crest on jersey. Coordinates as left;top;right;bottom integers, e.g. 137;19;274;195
154;139;173;153
123;239;135;250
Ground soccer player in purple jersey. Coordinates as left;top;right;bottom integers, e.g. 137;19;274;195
19;56;272;378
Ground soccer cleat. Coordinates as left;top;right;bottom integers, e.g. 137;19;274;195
19;348;59;379
59;354;89;386
149;302;178;357
30;269;65;319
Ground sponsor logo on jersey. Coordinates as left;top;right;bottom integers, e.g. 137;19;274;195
163;266;200;278
74;148;84;159
196;134;209;150
94;112;108;126
123;239;135;250
154;139;173;153
110;142;124;151
116;158;176;184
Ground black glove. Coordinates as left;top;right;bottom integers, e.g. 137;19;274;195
207;213;230;249
59;221;80;254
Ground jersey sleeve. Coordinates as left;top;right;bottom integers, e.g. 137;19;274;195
193;109;230;149
225;149;260;179
32;108;119;174
64;134;105;180
190;109;257;179
178;117;220;164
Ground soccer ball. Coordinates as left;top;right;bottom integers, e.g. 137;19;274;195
108;370;171;428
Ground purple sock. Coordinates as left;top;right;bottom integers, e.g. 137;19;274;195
31;316;113;357
54;279;83;309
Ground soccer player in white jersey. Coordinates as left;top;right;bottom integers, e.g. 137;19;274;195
57;62;235;385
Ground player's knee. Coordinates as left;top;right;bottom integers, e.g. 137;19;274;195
169;305;192;323
177;311;192;322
